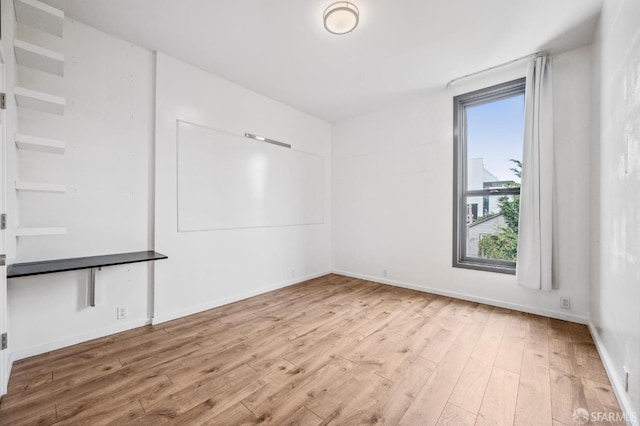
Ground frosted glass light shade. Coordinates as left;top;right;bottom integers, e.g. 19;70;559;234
323;2;359;35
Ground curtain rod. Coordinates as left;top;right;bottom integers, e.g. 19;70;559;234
446;52;544;89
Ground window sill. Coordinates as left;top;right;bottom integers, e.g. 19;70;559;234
453;260;516;275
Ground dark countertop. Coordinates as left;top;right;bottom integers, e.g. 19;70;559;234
7;251;168;278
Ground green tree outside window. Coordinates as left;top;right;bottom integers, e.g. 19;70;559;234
478;160;521;261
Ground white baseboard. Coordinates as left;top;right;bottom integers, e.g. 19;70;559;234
11;318;152;362
588;322;638;426
152;270;332;325
332;269;588;324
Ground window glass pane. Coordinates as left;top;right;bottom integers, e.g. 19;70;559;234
465;194;520;261
466;94;525;191
453;79;526;273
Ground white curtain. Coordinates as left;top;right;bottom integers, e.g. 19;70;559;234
517;56;555;290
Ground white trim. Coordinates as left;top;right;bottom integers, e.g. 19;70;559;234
11;318;151;361
5;352;15;394
588;322;639;426
0;355;9;397
152;270;332;325
0;353;15;398
332;270;588;324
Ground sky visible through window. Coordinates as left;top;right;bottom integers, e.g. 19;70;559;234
467;94;525;182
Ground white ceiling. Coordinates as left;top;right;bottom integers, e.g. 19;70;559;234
42;0;602;122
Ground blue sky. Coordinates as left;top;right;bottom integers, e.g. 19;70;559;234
467;94;525;182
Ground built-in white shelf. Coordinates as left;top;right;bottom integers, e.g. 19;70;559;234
15;86;65;115
16;227;66;237
14;39;64;76
15;133;66;154
15;180;66;193
14;0;64;37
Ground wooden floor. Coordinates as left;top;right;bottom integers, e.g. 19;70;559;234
0;274;624;425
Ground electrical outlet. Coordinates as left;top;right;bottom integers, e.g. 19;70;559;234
117;306;128;320
383;269;388;278
560;297;571;309
624;366;629;392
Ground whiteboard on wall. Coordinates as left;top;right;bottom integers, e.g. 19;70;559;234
177;120;324;231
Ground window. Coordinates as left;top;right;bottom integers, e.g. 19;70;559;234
453;78;525;274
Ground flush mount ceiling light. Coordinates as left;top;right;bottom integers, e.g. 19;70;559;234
323;2;359;35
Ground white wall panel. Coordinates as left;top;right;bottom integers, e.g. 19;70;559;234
154;54;331;323
176;121;324;231
590;0;640;419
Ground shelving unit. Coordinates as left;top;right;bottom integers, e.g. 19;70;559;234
14;0;64;37
15;181;66;193
14;40;64;76
15;227;66;237
15;133;66;154
14;86;65;115
12;0;67;242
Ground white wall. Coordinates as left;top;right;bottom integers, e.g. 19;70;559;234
7;18;155;359
153;54;331;323
590;0;640;419
332;46;593;323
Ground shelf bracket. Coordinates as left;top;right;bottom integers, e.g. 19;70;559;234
88;267;101;307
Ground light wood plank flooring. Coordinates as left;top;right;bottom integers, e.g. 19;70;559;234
0;274;624;425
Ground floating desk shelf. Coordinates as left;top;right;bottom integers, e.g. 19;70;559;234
14;39;65;76
15;133;66;154
7;251;168;307
15;86;65;115
15;180;66;193
15;227;66;237
7;251;168;278
14;0;64;37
